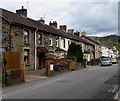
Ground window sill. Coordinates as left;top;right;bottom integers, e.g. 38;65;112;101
25;64;30;66
49;45;53;47
24;43;30;45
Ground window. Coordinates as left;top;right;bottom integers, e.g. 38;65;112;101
0;47;7;52
49;38;52;46
24;49;29;64
63;39;65;48
38;33;42;44
68;40;70;46
23;30;29;43
56;40;58;47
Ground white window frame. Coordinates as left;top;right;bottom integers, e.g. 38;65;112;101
23;30;29;43
49;38;53;46
63;39;65;48
56;40;58;47
24;49;30;65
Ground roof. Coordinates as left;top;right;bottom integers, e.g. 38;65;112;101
1;8;94;46
82;35;100;45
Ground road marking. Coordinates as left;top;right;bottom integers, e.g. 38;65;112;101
108;85;119;93
2;70;83;98
111;85;118;93
2;65;118;98
108;85;116;93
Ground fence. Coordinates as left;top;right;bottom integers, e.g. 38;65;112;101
2;52;25;86
3;52;21;70
46;57;76;76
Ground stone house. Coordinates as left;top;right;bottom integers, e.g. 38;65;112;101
1;7;95;71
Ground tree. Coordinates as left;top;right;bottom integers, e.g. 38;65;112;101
116;43;120;54
67;42;83;62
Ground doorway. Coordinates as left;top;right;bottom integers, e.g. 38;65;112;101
38;52;46;70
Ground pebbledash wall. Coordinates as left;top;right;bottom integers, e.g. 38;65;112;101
2;19;35;70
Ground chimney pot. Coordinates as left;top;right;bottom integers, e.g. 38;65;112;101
60;25;67;32
49;21;57;28
68;29;74;34
22;6;24;9
16;6;27;17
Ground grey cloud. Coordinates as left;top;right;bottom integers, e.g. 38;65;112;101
1;1;118;36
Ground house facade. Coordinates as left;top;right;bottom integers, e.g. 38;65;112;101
0;7;87;70
1;7;104;71
81;34;101;61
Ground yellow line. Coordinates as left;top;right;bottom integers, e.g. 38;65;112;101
111;85;118;93
108;85;116;93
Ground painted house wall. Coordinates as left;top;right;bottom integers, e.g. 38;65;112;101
59;37;71;51
95;44;101;59
101;46;109;57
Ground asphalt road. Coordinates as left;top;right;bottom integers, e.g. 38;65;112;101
2;63;118;99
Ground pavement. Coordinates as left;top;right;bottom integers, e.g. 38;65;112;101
26;69;48;82
2;64;118;99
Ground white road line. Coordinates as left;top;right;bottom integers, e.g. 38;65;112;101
2;70;83;98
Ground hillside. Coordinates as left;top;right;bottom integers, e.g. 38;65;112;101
89;35;120;47
89;35;120;54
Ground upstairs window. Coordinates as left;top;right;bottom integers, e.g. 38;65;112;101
38;33;42;44
68;40;70;46
49;38;53;46
23;30;29;43
56;40;58;47
63;39;65;48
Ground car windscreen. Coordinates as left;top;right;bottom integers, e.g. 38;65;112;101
101;58;110;61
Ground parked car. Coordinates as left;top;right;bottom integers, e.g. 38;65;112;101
111;58;118;64
100;57;112;66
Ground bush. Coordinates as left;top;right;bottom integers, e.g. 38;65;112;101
67;42;83;62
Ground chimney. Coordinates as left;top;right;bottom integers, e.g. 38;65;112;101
81;31;86;36
37;18;45;24
74;31;80;36
16;6;27;17
68;29;74;34
49;21;57;28
60;25;67;32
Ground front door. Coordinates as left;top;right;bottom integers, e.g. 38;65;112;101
38;52;45;69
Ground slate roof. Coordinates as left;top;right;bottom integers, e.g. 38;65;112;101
1;8;94;46
82;35;100;45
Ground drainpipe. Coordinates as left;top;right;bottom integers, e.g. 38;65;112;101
34;28;38;70
9;22;12;51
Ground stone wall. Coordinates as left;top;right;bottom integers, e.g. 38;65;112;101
2;20;11;50
2;20;35;70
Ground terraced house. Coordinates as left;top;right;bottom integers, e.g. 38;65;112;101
1;7;95;71
81;32;102;64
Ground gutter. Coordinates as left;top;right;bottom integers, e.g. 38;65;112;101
34;28;38;70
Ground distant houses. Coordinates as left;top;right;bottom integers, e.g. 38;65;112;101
0;6;119;71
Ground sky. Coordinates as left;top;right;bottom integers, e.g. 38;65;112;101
0;0;119;37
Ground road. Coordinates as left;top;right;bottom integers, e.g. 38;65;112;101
2;63;118;99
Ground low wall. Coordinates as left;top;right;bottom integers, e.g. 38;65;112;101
3;68;22;86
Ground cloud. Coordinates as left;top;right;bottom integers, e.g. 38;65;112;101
1;1;118;36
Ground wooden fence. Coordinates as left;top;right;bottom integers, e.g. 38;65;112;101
3;52;21;70
2;52;25;86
